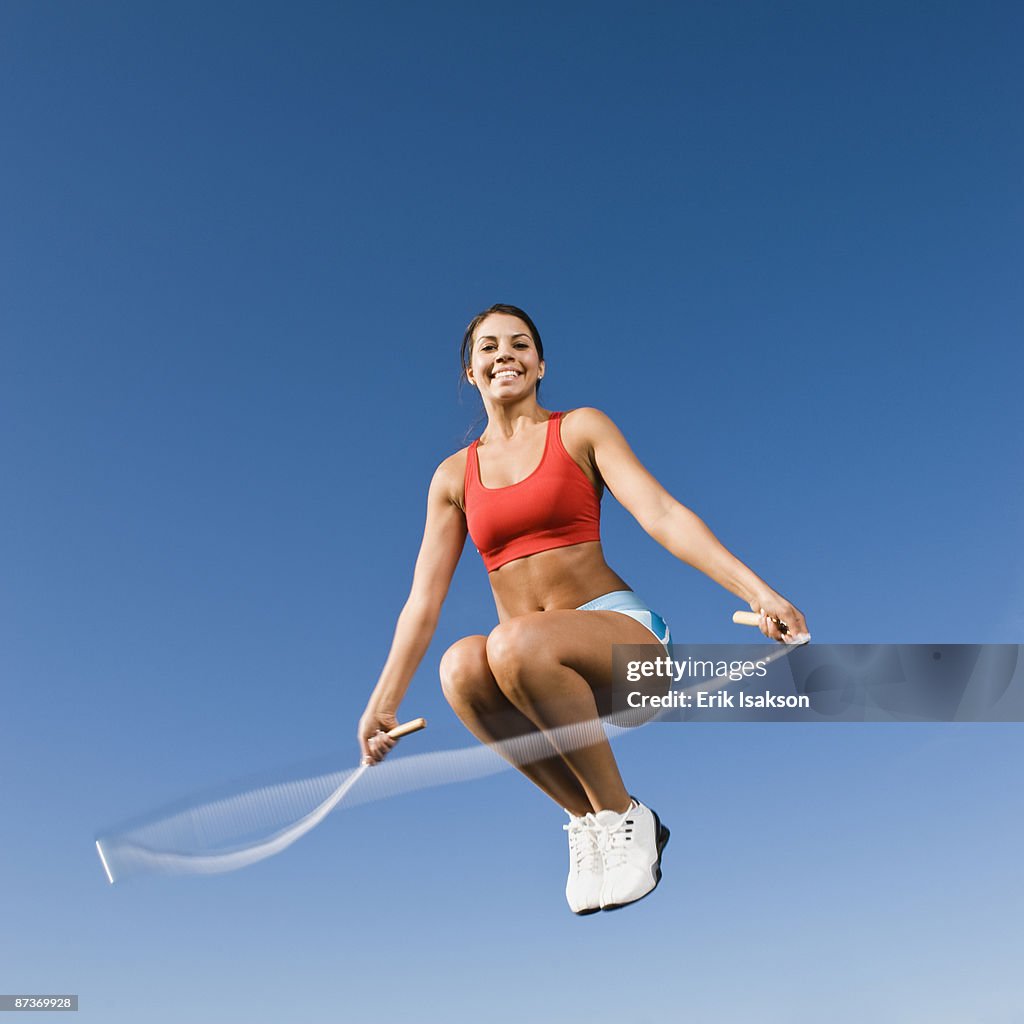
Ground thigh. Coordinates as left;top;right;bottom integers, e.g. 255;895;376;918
489;610;669;716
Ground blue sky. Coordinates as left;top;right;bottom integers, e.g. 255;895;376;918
2;2;1022;1021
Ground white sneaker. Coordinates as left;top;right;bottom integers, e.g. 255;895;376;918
563;810;604;915
594;798;669;911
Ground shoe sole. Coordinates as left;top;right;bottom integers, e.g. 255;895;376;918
600;810;670;912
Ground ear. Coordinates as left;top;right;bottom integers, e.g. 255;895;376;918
538;360;546;381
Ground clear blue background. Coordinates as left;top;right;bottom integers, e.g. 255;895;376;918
2;2;1022;1021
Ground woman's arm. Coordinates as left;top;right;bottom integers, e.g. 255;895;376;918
357;453;468;762
567;407;808;641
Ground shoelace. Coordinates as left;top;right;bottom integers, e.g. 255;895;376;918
563;815;603;872
596;813;635;870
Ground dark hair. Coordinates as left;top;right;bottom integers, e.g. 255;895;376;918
460;304;545;386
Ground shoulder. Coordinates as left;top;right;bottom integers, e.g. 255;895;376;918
430;446;472;508
559;407;625;448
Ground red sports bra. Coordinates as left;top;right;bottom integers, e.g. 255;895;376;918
464;412;602;571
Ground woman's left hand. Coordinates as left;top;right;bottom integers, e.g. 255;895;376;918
748;591;809;644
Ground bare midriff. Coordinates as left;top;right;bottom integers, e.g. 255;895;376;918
488;540;630;621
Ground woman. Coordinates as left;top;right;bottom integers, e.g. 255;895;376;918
357;303;808;914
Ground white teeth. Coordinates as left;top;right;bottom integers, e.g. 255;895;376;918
493;370;520;380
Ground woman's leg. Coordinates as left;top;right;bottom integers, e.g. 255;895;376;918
439;635;593;816
445;617;671;913
484;609;667;814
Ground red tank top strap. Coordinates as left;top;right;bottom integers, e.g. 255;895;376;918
464;436;480;500
548;409;568;457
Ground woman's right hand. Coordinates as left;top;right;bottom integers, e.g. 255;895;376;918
748;589;809;644
357;706;400;766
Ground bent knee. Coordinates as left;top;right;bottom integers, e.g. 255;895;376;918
439;636;492;706
486;618;554;684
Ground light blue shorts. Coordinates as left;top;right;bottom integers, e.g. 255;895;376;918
576;590;671;649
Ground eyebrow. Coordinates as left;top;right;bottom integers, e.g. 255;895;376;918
476;333;532;342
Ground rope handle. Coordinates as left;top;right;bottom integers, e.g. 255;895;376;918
387;717;427;739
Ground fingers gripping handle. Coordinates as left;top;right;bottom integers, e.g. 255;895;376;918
732;611;810;644
733;610;789;633
361;718;426;768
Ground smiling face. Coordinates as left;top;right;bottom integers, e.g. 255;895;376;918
466;312;545;400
